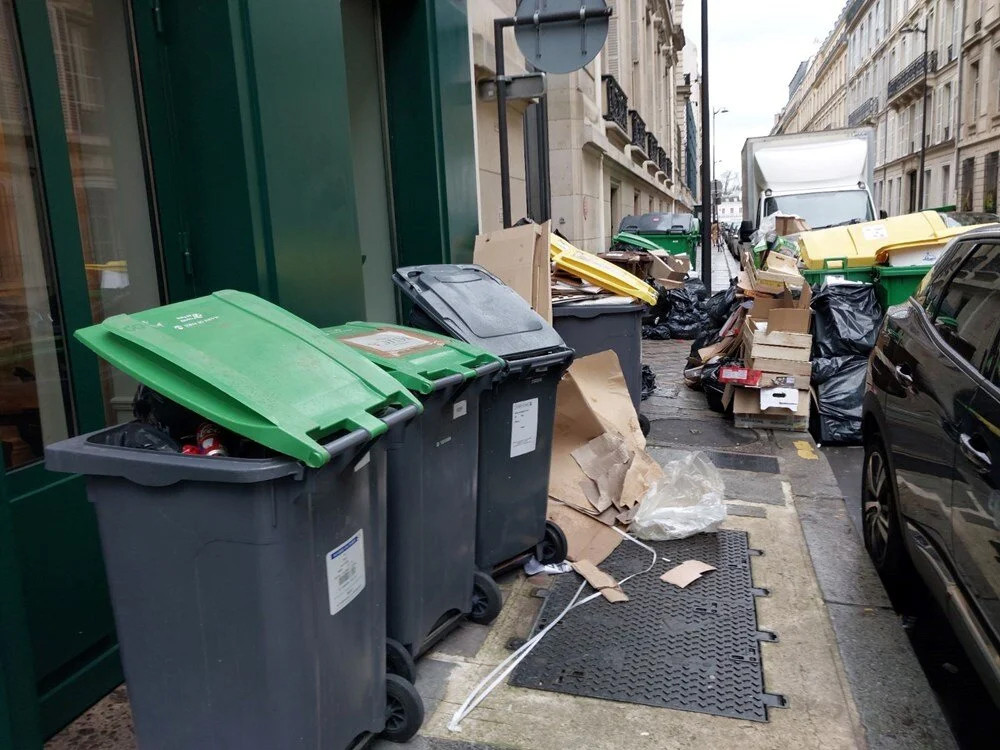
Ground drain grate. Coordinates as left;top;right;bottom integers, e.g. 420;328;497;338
510;530;786;722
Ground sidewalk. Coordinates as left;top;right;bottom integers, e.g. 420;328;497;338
48;319;956;750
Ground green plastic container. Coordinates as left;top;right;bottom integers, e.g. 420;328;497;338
74;290;420;468
873;264;933;308
801;257;875;287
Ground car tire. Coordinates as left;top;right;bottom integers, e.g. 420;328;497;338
861;433;908;581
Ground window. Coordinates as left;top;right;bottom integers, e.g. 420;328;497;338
971;61;981;120
961;157;975;211
996;47;1000;111
985;152;998;213
942;164;952;205
924;169;932;209
920;241;974;312
933;244;1000;373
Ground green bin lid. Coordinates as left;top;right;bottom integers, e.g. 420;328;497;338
324;322;503;395
612;232;662;252
873;263;934;277
75;290;421;468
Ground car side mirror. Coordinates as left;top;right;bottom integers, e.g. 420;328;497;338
879;210;888;220
739;220;754;243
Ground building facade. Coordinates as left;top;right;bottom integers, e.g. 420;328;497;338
469;0;697;251
0;1;479;747
773;0;1000;218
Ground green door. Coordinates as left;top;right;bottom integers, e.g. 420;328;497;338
1;0;180;742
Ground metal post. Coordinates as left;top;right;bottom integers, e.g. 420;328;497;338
700;0;711;287
917;26;929;210
494;19;512;228
712;110;717;234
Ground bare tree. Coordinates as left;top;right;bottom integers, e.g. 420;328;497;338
720;169;741;198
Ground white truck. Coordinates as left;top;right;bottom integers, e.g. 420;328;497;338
740;128;878;241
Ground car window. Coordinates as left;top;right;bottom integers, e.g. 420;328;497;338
918;240;975;313
933;243;1000;373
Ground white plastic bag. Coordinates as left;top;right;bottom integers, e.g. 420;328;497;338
630;452;727;541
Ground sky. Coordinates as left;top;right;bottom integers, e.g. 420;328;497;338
683;0;848;189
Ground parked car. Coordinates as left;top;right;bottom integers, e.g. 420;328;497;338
863;226;1000;707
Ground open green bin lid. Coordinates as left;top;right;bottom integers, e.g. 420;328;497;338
612;232;662;252
323;322;503;395
75;290;421;468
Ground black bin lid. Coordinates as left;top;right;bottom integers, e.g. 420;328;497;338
620;212;693;235
393;264;566;361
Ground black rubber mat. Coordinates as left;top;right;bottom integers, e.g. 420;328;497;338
646;418;776;455
705;451;780;474
510;530;786;721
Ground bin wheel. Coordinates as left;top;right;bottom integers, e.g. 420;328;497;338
386;638;416;684
382;673;424;743
638;413;650;436
469;570;503;625
536;521;568;565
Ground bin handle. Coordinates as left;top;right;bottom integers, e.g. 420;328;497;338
511;348;574;371
432;372;467;390
320;405;419;459
822;257;848;270
473;360;503;379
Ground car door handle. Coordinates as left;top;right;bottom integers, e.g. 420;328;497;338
895;364;914;386
960;433;992;473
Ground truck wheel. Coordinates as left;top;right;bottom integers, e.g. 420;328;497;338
469;570;502;625
382;673;424;743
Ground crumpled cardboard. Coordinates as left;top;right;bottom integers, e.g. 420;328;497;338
473;221;552;322
660;560;716;588
571;433;632;513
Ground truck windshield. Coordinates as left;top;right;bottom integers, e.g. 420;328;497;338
763;190;873;230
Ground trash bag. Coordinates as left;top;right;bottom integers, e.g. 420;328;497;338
666;311;705;340
811;283;882;358
132;385;201;441
106;422;181;453
630;452;727;541
642;323;672;340
641;364;657;400
813;356;869;445
702;357;740;413
700;284;739;328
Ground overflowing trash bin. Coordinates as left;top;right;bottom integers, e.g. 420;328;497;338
324;322;505;666
394;265;574;573
45;291;426;747
619;212;701;269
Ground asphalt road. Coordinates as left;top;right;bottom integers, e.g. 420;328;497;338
823;445;1000;750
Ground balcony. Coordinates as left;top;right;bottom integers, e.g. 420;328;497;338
601;74;628;134
888;50;938;106
629;109;647;153
646;133;659;165
848;96;879;127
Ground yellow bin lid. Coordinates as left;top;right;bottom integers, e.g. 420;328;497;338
798;211;950;270
550;234;658;305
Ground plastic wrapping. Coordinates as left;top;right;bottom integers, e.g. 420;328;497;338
630;452;727;541
701;357;740;413
811;283;882;358
100;422;181;453
813;356;868;444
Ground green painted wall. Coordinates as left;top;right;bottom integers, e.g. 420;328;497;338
381;0;480;269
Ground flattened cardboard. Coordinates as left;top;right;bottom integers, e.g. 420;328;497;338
473;221;553;322
569;351;646;453
547;501;621;565
660;560;717;588
571;433;632;512
572;560;629;602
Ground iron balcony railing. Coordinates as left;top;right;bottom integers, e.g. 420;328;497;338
888;50;938;100
646;133;659;163
848;96;879;127
629;109;647;151
601;74;628;133
658;147;671;176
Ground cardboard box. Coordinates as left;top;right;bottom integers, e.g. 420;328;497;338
774;215;810;236
474;221;552;322
732;385;810;431
649;253;690;289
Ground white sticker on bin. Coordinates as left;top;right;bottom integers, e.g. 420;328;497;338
342;331;437;356
453;400;467;419
327;529;365;616
510;398;539;457
861;224;888;241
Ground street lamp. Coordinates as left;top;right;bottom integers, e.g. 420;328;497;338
712;107;728;238
901;22;928;211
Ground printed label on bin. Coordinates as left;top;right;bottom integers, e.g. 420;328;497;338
861;224;888;241
510;398;539;457
340;330;440;358
326;529;365;616
453;400;467;419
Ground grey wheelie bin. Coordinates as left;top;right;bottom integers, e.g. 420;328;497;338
325;322;505;667
393;265;575;574
44;291;426;749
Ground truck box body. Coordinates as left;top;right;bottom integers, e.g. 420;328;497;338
742;128;876;232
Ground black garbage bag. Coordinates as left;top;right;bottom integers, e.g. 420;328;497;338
132;384;201;442
642;323;672;340
666;311;705;340
700;284;739;328
812;356;869;444
702;356;740;413
811;283;882;358
108;422;182;452
641;364;657;400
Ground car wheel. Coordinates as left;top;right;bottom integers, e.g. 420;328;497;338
862;434;907;580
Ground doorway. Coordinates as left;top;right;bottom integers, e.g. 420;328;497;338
907;169;918;213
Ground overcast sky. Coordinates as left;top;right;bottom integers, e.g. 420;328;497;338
683;0;848;188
